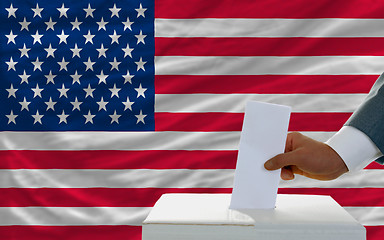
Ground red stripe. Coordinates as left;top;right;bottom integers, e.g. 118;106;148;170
0;150;237;169
365;161;384;169
155;112;351;132
2;150;381;170
0;188;232;207
0;226;141;240
290;113;351;131
156;37;384;56
366;226;384;240
1;226;382;240
155;75;376;94
2;188;384;207
155;0;384;18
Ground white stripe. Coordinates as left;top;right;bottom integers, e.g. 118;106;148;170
1;169;382;188
0;207;150;226
1;169;234;188
0;131;239;151
155;56;384;75
0;131;334;150
0;206;382;226
303;131;335;141
155;94;366;113
345;207;384;226
280;170;384;188
156;18;384;37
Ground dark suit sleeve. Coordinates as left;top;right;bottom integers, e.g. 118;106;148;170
345;73;384;164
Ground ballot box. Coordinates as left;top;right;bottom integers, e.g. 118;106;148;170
142;194;365;240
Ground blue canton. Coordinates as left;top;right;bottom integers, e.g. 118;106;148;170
0;0;154;131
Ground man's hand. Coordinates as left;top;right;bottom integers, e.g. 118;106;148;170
264;132;348;181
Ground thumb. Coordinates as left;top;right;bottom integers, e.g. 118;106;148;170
264;151;299;171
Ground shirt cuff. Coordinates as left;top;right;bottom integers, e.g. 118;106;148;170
325;126;383;172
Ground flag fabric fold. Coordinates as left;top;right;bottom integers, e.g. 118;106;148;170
1;0;384;239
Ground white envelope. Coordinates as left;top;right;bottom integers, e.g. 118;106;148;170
230;101;291;209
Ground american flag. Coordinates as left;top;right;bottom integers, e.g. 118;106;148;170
1;0;383;239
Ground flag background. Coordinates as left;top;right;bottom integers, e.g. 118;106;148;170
1;0;384;239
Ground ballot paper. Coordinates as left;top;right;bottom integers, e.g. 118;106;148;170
230;101;291;209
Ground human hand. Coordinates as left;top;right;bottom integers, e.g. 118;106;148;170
264;132;348;181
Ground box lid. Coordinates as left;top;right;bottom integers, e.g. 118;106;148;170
143;194;363;229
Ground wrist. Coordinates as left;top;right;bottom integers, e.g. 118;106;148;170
323;143;348;179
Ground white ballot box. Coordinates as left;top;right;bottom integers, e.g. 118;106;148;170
142;194;366;240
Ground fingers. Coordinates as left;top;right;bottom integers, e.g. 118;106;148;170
264;151;299;171
290;165;304;176
284;132;303;152
281;167;295;180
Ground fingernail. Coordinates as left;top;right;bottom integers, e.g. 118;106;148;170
281;171;294;180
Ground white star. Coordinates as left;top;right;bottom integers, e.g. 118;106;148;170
122;43;134;58
45;17;56;31
45;70;56;84
32;57;43;71
6;30;17;44
135;4;147;18
135;84;147;98
6;84;18;98
84;4;95;18
45;43;56;58
84;57;95;71
84;84;95;98
32;110;44;124
135;110;147;124
58;110;69;124
58;57;69;71
19;97;31;111
122;97;134;111
109;110;121;124
57;30;69;44
71;17;82;31
19;44;30;58
122;17;133;31
96;44;108;58
32;4;44;18
84;111;95;124
97;70;108;84
45;97;57;111
58;84;69;98
71;70;82;84
19;18;31;31
83;30;95;44
32;84;43;98
71;97;82;111
31;30;43;44
6;4;17;18
18;70;30;84
109;30;121;44
109;57;121;71
97;17;108;31
70;43;82;58
135;57;146;71
109;4;121;18
109;84;121;98
135;30;146;44
57;3;69;18
6;57;17;71
123;70;134;84
6;110;17;124
97;97;108;111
